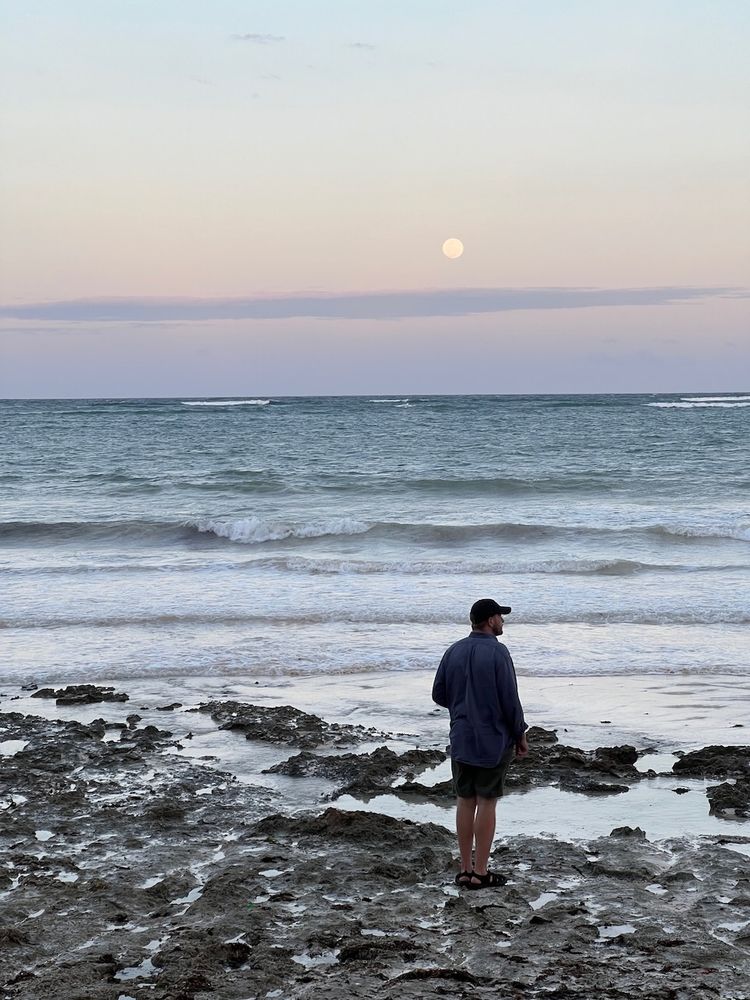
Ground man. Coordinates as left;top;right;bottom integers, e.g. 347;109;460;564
432;598;528;889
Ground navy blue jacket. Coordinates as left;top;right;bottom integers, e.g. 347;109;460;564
432;632;527;767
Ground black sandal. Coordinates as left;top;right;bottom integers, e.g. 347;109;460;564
468;870;507;889
454;870;473;886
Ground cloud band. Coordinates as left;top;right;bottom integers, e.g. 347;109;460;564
0;286;740;324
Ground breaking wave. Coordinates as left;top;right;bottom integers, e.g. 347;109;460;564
648;400;750;409
192;516;370;544
1;517;748;545
181;399;271;407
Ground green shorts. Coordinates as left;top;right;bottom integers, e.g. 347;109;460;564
451;749;515;799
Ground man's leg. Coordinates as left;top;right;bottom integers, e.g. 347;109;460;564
455;795;477;872
472;795;497;875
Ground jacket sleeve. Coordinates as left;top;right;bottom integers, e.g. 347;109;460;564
432;652;449;707
495;647;527;738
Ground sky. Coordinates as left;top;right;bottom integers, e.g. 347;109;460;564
1;0;748;397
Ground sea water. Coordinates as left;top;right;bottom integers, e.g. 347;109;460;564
0;394;748;684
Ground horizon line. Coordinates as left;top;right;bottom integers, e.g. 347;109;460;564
2;389;748;403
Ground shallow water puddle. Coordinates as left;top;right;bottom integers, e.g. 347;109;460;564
598;923;636;940
114;957;161;981
0;794;28;811
556;875;583;890
723;842;750;858
171;886;202;905
718;919;750;932
35;830;54;842
529;891;559;910
291;949;339;969
635;751;680;773
645;884;668;895
0;740;28;755
138;875;164;889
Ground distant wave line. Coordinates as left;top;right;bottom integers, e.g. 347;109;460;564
4;609;750;630
1;516;749;544
7;557;750;578
648;401;750;409
681;395;750;403
181;399;270;407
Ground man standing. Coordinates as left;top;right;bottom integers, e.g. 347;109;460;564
432;598;528;889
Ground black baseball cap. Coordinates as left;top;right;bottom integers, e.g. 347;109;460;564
470;599;511;624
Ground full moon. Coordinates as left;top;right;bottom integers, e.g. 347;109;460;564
442;237;464;259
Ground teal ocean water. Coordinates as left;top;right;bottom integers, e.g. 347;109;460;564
1;394;748;683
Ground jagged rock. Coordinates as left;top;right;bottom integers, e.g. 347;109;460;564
264;745;445;799
30;685;129;705
707;777;750;818
610;826;647;839
673;745;750;778
197;699;384;748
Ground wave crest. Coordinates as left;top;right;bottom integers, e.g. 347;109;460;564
191;515;370;544
181;399;270;407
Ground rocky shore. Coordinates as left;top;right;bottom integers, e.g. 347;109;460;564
1;684;749;999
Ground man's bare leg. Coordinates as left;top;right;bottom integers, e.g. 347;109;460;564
472;796;497;875
456;795;477;872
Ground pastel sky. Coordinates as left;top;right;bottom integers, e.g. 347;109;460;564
1;0;748;396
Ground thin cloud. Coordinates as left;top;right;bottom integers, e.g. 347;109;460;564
346;42;376;50
231;33;285;44
0;287;741;324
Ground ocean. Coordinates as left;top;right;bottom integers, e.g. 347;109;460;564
1;393;748;685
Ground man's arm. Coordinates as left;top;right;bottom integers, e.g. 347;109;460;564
495;647;527;747
432;652;449;708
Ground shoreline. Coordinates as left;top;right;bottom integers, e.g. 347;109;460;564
2;672;749;998
4;670;749;843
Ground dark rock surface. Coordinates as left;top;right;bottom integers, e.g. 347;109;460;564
673;745;750;778
508;731;640;791
196;699;385;748
707;777;750;819
30;684;129;705
2;701;749;999
261;724;644;803
264;746;445;798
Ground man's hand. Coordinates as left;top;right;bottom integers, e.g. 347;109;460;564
515;733;529;758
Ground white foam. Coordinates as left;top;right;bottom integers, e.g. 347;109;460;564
648;401;750;409
193;515;369;544
181;399;270;407
654;522;750;542
368;398;409;403
681;395;750;403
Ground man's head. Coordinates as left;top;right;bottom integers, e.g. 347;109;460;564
470;598;511;636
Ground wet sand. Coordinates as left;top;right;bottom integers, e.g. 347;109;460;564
1;672;749;998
